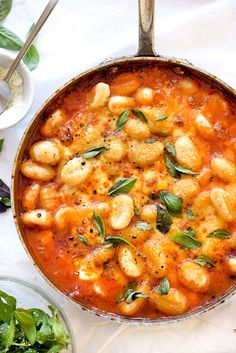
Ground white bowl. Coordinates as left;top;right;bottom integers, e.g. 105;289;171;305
0;52;34;130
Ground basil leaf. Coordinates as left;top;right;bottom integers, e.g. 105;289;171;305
159;191;183;217
116;110;129;130
126;290;148;304
104;236;134;248
156;115;168;121
23;44;39;71
207;228;231;240
164;152;179;178
135;221;152;231
92;212;106;239
0;197;11;207
0;0;12;21
157;277;170;295
0;179;10;198
0;25;22;50
165;142;176;157
83;146;108;159
0;139;4;152
171;227;202;249
194;255;216;268
156;204;172;234
78;235;88;245
116;282;138;303
0;290;16;321
175;164;198;175
131;109;148;123
144;138;157;144
108;177;137;196
155;131;169;137
14;309;36;345
186;208;195;221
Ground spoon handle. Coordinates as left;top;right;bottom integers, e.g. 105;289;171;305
4;0;59;82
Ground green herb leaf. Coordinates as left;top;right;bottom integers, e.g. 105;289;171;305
14;309;36;345
83;146;108;159
155;131;169;137
23;44;39;71
164;153;179;178
92;212;106;239
194;255;216;268
108;177;137;196
171;227;202;249
131;109;148;123
159;191;183;217
104;236;134;248
156;204;172;234
116;282;138;303
207;228;231;240
48;306;70;347
0;290;16;321
126;290;148;304
0;25;22;50
186;208;195;221
0;139;4;152
144;138;157;144
174;164;198;175
157;277;170;295
5;317;15;348
0;0;12;21
165;142;176;157
116;110;129;130
0;197;10;207
135;221;152;231
78;235;88;245
156;115;168;122
133;202;140;216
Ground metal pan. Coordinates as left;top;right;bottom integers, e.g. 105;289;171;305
12;0;236;325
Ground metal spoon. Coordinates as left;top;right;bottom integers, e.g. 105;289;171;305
0;0;59;114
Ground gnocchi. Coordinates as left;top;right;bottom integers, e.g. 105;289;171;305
61;157;93;186
109;194;134;230
175;136;202;172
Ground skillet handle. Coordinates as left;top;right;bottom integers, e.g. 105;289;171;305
137;0;157;56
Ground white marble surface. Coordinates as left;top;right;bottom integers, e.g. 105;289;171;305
0;0;236;352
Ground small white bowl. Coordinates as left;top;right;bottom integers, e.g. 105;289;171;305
0;52;34;130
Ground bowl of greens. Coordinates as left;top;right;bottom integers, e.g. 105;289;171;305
0;276;76;353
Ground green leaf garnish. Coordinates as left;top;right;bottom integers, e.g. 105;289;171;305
0;25;22;50
92;212;106;239
131;109;148;123
164;153;179;178
207;228;231;240
83;146;108;159
116;282;148;304
116;110;129;130
133;202;140;216
186;208;195;221
156;204;172;234
171;227;202;249
174;165;198;175
0;0;12;21
0;197;10;207
126;290;148;304
156;115;168;122
78;235;88;245
155;131;169;137
159;191;183;217
165;142;176;157
23;23;40;71
104;236;134;248
157;277;170;295
194;255;216;268
135;222;152;231
144;138;157;144
14;309;36;345
0;139;4;152
108;177;137;196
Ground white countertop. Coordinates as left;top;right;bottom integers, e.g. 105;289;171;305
0;0;236;352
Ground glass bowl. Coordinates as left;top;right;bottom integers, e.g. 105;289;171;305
0;276;76;353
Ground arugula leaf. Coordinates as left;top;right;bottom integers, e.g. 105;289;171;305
159;191;183;217
5;318;15;349
116;110;129;130
131;109;148;123
171;227;202;249
0;290;16;321
108;177;137;196
207;228;231;240
14;309;36;345
104;236;134;248
194;255;216;268
156;204;172;234
156;115;168;121
78;235;88;245
0;0;12;21
92;212;106;239
165;142;176;157
0;139;4;152
82;146;108;159
157;277;170;295
48;306;69;347
144;138;157;144
186;208;195;221
28;308;51;344
135;221;152;231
